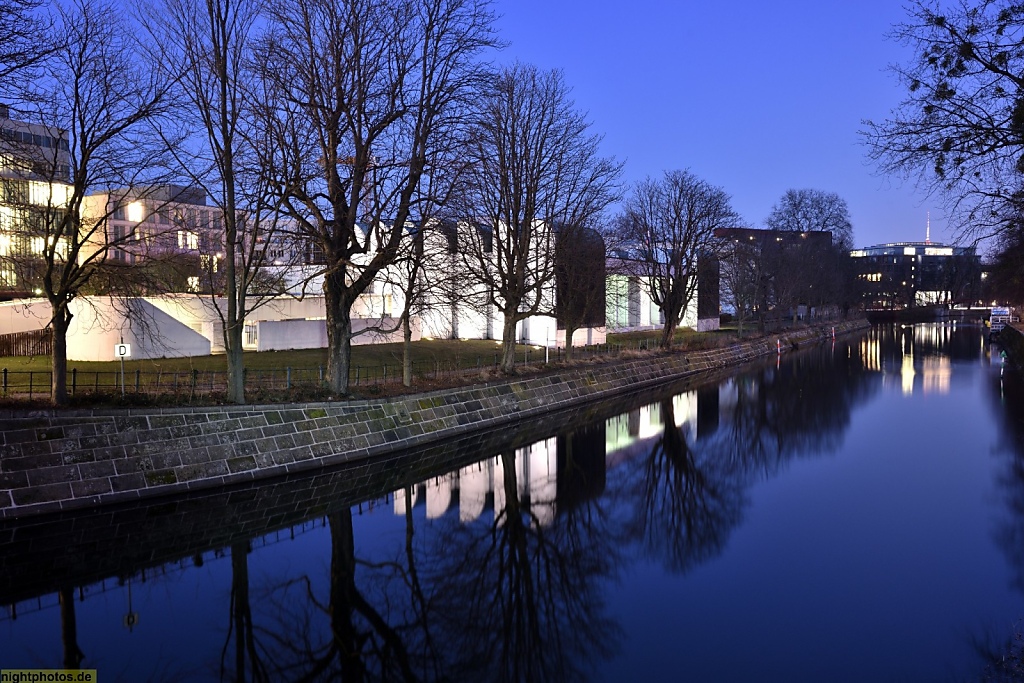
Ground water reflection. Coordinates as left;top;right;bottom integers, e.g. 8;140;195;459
5;324;1022;681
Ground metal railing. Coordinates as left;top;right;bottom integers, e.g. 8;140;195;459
0;340;677;401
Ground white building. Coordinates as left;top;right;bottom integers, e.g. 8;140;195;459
415;220;607;348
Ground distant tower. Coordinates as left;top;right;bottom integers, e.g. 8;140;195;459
925;211;931;244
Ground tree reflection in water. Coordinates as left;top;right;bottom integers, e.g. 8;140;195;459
425;449;621;682
201;341;879;681
215;507;432;681
626;396;745;573
59;585;84;670
221;542;268;682
619;341;876;574
14;336;902;681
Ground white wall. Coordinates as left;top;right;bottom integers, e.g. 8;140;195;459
66;298;211;361
0;300;51;334
254;316;420;351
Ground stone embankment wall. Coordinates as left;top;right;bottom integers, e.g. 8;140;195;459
0;320;868;519
997;322;1024;365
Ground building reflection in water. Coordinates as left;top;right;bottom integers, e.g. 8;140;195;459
860;322;985;397
9;324;1015;680
392;390;716;531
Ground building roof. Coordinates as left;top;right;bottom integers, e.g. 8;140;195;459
850;242;976;258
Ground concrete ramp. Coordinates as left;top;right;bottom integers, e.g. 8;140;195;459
66;298;211;361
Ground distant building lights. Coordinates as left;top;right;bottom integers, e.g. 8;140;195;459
127;201;144;223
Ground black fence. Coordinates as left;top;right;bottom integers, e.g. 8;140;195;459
0;341;664;400
0;329;52;358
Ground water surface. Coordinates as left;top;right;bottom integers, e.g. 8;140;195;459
3;323;1023;682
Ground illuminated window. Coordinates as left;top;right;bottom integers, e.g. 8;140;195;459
127;201;144;222
177;230;199;250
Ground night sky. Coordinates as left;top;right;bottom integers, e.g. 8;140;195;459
492;0;945;250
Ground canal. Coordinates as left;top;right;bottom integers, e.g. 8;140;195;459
3;322;1024;682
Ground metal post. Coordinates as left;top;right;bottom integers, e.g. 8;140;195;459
119;336;125;397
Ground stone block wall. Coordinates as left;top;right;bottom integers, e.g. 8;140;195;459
0;321;868;519
997;322;1024;366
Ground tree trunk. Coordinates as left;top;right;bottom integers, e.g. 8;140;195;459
219;33;243;405
402;311;413;387
659;301;679;350
50;305;71;406
230;542;251;682
325;271;353;395
225;321;245;404
59;586;84;669
500;313;518;374
563;325;575;362
223;248;245;403
329;509;364;681
659;322;674;350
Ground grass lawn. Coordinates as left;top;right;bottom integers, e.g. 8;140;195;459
0;329;747;375
0;328;752;404
0;338;530;374
0;337;638;378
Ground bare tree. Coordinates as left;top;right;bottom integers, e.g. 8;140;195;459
254;0;496;395
453;63;621;374
385;219;454;387
555;223;608;361
382;122;471;387
717;232;762;335
5;0;175;405
864;0;1024;240
149;0;294;403
765;188;854;250
764;189;854;321
0;0;52;86
617;170;739;350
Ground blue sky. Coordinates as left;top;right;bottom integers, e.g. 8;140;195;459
492;0;943;249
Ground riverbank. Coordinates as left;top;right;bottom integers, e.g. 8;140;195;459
996;322;1024;366
0;319;869;519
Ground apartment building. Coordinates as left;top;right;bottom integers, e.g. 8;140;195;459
81;184;224;292
0;106;73;297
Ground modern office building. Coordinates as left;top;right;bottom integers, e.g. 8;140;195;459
849;241;982;311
